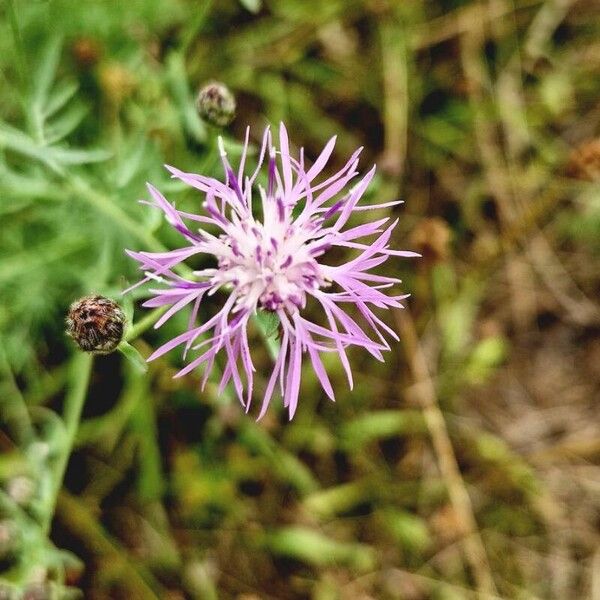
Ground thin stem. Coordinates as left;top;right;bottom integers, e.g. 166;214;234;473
395;309;497;597
379;16;409;178
125;305;169;342
69;170;281;369
42;352;93;535
0;335;33;443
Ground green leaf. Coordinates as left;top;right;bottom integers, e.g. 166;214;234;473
239;423;318;494
46;146;112;165
381;509;431;554
254;310;280;339
253;311;280;360
32;36;63;106
339;410;426;449
0;121;109;171
44;79;79;119
118;342;148;373
303;479;373;518
264;527;376;571
464;336;509;384
0;121;62;172
120;289;135;324
45;103;89;144
114;135;148;189
166;52;207;143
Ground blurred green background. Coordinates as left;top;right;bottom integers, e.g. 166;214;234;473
1;0;599;598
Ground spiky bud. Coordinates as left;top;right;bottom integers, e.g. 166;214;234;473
196;81;236;127
66;295;125;354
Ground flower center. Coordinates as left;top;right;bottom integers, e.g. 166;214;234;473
216;221;325;312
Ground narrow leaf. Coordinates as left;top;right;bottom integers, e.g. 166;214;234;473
118;342;148;373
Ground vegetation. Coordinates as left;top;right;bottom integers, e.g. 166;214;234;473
0;0;598;598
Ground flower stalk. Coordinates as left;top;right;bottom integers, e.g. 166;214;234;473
41;352;93;536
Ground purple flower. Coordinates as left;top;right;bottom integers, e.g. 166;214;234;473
126;124;419;419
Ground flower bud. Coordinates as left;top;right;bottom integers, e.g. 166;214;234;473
66;295;125;354
196;81;236;127
71;37;102;69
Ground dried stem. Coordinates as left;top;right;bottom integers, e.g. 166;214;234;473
396;309;498;597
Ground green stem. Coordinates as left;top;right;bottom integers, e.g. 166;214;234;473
125;305;168;342
42;352;93;535
125;301;281;363
0;335;33;443
70;169;281;368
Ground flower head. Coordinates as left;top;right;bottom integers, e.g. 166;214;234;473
66;295;125;354
126;124;418;419
196;81;236;127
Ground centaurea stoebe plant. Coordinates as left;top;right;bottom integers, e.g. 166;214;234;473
126;124;419;419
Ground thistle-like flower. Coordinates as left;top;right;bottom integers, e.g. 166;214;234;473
126;124;418;419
